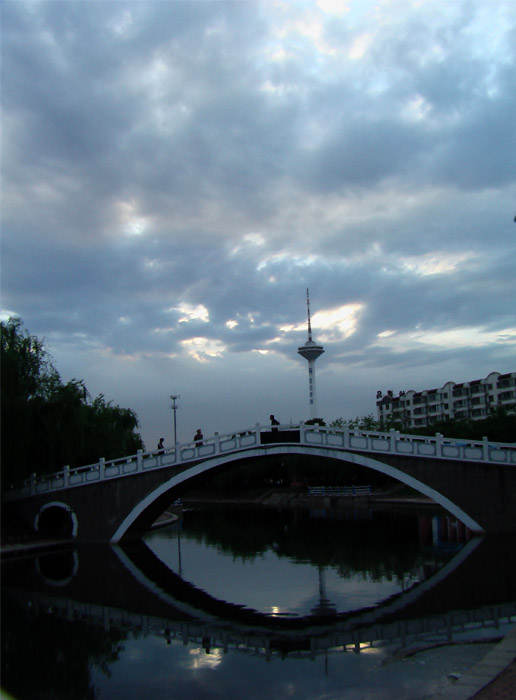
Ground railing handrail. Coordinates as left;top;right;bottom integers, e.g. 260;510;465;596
3;423;515;501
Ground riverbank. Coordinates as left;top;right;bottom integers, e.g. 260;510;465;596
178;484;437;509
0;538;71;560
0;508;180;560
409;625;516;700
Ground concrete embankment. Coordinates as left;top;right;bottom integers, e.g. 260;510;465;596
1;538;72;560
1;508;180;559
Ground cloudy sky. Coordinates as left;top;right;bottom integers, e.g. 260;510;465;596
2;0;515;450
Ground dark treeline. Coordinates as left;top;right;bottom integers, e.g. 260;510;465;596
1;318;144;488
181;506;424;583
326;410;516;443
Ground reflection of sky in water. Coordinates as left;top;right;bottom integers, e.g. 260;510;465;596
144;529;421;616
90;632;494;700
91;635;385;700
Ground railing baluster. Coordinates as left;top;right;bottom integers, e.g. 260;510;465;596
480;436;488;461
435;433;443;457
389;429;397;453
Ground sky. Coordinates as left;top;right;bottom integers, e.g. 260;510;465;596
2;0;516;451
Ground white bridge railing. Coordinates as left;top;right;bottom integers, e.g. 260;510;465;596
3;423;515;501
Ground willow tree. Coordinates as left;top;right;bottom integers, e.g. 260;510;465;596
1;318;144;487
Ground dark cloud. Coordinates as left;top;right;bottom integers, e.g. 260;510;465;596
2;0;515;447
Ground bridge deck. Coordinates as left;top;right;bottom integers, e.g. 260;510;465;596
4;424;515;502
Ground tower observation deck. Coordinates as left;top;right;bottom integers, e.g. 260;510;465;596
297;289;325;419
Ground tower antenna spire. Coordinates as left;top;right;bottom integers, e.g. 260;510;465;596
306;288;312;342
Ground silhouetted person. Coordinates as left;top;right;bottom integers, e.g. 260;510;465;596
194;428;203;446
157;437;164;453
270;414;280;432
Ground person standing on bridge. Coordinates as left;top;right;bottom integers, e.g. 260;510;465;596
157;438;164;453
270;415;280;432
194;428;203;446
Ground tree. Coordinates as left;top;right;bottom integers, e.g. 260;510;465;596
330;414;380;430
329;410;515;443
304;417;326;426
405;409;516;443
1;318;144;487
1;318;60;480
0;318;59;400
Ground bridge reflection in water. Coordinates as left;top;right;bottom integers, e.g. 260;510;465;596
3;511;516;664
3;518;516;698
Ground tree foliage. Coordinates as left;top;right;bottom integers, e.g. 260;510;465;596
1;318;144;487
330;410;516;443
304;417;326;426
399;409;516;443
330;414;379;431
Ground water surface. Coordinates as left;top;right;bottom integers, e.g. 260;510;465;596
2;504;515;700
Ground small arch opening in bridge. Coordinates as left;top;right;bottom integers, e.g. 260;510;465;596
36;503;77;540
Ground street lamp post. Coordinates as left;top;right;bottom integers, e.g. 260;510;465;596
170;393;180;445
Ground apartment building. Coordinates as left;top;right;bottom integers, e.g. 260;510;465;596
376;371;516;428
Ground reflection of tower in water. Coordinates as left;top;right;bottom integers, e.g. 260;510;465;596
310;565;337;617
297;289;325;420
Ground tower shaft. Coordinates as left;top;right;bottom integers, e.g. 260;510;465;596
297;289;325;419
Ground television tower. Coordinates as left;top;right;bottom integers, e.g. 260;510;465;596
297;289;325;419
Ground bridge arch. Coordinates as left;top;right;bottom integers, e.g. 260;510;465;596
111;445;484;542
35;500;78;539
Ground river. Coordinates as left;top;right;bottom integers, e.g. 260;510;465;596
2;502;516;700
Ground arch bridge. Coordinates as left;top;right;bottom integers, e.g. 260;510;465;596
3;423;516;541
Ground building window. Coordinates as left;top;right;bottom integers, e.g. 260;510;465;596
453;388;469;397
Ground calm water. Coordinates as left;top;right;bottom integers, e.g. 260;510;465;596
2;504;516;700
